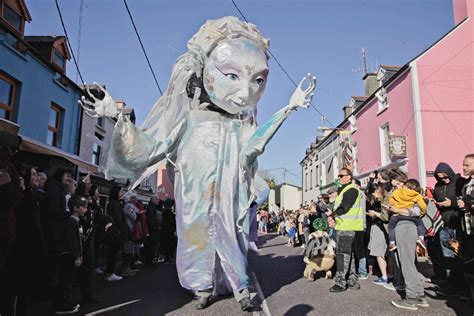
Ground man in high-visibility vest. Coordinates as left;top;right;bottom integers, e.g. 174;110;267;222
328;168;365;293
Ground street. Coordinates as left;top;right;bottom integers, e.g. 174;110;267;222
67;233;474;316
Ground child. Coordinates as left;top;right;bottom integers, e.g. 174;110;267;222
387;179;427;252
54;194;88;314
288;220;297;247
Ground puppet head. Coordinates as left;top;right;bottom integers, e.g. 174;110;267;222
187;16;270;114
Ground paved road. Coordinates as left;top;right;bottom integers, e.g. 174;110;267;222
47;233;473;315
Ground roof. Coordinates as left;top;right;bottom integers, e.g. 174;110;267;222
25;35;71;59
10;0;32;22
351;96;368;102
379;65;401;71
301;16;470;164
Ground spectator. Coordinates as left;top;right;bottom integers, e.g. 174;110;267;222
160;199;176;264
366;182;390;286
78;185;113;304
144;194;162;266
104;186;125;282
0;131;22;316
433;162;464;293
121;192;140;276
389;202;428;310
53;194;88;314
10;167;47;316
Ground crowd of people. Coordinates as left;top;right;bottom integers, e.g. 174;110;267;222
0;132;177;315
256;153;474;311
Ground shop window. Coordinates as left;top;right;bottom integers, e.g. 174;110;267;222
47;103;62;147
0;73;17;120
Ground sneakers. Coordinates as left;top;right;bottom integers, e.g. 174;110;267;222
94;267;105;274
134;260;143;265
391;298;418;311
358;274;369;280
121;269;136;277
415;296;430;308
54;303;80;314
347;283;361;290
239;297;254;312
105;273;123;281
329;284;346;293
383;283;396;291
373;277;388;285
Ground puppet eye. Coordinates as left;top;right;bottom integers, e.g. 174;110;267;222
226;73;239;81
255;78;265;85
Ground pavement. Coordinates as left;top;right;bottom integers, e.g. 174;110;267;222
34;233;474;315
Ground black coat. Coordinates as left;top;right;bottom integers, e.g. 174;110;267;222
433;162;466;229
40;179;69;253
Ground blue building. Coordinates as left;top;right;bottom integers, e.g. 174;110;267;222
0;0;96;173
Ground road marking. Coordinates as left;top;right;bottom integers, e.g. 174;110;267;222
250;270;271;316
85;299;141;315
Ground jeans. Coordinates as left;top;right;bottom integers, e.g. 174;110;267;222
358;257;367;276
439;228;456;258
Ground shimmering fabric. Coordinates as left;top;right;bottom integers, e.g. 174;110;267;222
105;106;291;293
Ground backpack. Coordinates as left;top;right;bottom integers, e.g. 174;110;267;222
422;188;444;236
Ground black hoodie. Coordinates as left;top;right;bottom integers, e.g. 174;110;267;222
433;162;465;229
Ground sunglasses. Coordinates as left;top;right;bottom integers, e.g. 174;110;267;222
438;176;449;180
338;174;348;178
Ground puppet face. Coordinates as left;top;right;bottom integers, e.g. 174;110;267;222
203;38;269;114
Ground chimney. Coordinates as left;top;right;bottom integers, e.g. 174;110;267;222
363;72;378;96
343;106;352;120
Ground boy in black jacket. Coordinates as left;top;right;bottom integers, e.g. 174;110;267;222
54;194;87;314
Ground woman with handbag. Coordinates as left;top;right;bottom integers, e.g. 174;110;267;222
104;186;125;281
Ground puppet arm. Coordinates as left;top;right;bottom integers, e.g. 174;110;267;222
79;84;186;180
105;114;186;180
240;74;316;168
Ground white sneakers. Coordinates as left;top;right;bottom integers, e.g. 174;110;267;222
248;241;261;252
105;273;123;281
94;267;105;274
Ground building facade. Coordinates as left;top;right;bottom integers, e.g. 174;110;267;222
301;0;473;191
268;183;302;212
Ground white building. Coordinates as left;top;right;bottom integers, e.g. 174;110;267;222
268;183;302;212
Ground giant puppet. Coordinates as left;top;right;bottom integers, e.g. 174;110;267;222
80;16;316;311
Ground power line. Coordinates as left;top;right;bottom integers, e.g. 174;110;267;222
230;0;335;127
55;0;85;85
123;0;163;95
75;0;84;83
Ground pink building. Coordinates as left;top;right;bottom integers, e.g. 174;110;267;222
339;0;473;188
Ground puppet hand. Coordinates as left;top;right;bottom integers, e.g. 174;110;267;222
288;73;316;111
79;83;119;118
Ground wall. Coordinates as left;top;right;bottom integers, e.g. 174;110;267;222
416;15;473;186
280;184;302;211
0;34;82;154
344;70;420;180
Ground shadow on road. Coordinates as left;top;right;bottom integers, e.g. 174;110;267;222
283;304;314;315
249;234;305;299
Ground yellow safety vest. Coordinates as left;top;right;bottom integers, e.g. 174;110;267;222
334;184;364;231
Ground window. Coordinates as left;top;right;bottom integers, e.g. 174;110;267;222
379;123;390;165
47;104;62;147
0;73;16;120
310;169;313;189
53;49;66;69
96;116;103;127
305;172;308;191
92;133;104;165
3;4;22;33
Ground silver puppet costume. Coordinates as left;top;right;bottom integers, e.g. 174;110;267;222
82;17;315;295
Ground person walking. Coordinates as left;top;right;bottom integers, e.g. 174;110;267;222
329;168;365;292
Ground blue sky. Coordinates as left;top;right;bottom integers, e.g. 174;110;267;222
25;0;454;185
